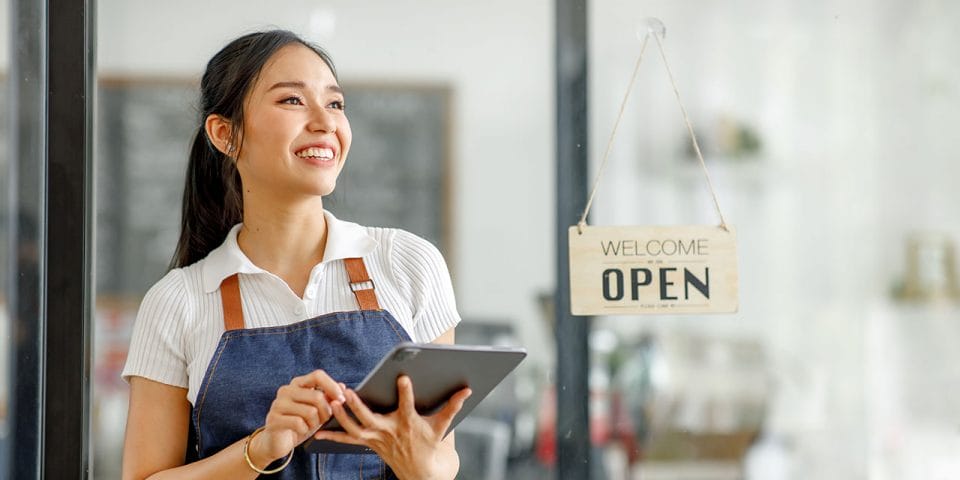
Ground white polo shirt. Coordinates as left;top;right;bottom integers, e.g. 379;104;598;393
121;210;461;405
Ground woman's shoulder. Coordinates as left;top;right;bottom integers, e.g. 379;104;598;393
139;262;205;311
361;226;459;340
362;226;445;264
360;226;451;291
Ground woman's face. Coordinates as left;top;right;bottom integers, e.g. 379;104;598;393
235;44;351;200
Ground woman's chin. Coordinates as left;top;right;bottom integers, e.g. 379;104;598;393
317;181;338;197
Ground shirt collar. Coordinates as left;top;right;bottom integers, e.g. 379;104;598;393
201;209;378;293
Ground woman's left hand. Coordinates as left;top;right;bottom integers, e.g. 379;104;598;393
312;375;472;480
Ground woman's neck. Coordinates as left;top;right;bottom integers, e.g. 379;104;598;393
237;194;328;297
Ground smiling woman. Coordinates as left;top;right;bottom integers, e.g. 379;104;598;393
209;46;352;205
120;30;468;480
168;32;346;269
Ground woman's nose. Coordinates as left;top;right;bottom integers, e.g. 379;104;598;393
308;107;337;133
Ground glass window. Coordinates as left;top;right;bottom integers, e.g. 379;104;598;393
0;0;10;470
2;0;50;475
94;3;553;478
93;2;960;479
588;2;960;479
92;1;553;478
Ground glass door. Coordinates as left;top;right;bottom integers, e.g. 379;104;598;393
3;0;94;477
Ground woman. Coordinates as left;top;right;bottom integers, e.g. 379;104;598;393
121;30;470;479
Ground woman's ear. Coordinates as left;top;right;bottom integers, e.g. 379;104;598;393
204;114;234;156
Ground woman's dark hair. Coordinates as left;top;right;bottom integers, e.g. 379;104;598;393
170;30;337;268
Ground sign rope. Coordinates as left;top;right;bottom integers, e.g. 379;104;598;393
577;18;729;233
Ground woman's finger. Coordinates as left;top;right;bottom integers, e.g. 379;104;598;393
312;429;367;446
343;389;384;430
270;413;314;437
330;401;370;440
275;386;336;426
430;387;472;436
271;397;324;431
293;370;345;403
284;387;334;420
396;375;416;417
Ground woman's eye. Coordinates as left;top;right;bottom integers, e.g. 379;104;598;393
280;96;304;105
329;100;346;111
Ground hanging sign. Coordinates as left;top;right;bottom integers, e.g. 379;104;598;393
567;18;740;316
569;225;738;315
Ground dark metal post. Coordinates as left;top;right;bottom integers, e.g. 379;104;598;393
555;0;592;478
5;0;96;477
44;0;95;477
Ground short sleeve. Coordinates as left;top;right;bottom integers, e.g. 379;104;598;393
121;269;191;388
389;230;461;342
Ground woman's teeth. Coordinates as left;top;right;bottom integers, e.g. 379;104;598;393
296;147;334;159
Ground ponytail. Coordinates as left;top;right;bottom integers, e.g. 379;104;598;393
168;29;338;269
169;127;243;268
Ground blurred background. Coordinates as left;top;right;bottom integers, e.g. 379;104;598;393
3;0;960;478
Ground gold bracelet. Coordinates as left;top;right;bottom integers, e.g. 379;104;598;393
243;426;295;474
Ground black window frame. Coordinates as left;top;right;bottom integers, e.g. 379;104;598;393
6;0;95;478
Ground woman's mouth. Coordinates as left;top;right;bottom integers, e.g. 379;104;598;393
295;146;335;161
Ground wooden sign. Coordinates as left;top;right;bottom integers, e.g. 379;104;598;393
569;225;738;315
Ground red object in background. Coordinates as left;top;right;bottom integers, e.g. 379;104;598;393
610;390;642;465
534;386;557;464
534;385;639;466
94;304;134;391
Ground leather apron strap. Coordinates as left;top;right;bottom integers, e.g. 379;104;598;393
220;257;382;331
344;257;382;312
220;274;245;332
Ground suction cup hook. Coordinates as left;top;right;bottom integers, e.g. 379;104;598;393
637;17;666;41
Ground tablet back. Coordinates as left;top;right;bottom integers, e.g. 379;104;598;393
303;342;526;454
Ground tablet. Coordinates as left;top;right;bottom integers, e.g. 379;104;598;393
302;342;527;454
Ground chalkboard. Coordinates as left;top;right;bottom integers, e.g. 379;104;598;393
325;85;450;253
96;79;451;295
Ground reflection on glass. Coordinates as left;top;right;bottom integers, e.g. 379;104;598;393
1;51;9;477
92;1;960;479
1;0;11;468
95;3;554;478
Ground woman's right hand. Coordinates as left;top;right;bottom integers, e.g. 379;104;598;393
247;370;345;467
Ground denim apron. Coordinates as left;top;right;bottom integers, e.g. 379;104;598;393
190;257;408;479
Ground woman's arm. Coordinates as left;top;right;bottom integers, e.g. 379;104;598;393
123;372;344;480
122;376;262;480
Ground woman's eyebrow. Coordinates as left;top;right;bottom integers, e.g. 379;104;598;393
267;80;306;91
267;81;343;95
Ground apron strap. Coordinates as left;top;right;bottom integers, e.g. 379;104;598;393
219;258;382;331
220;274;245;331
344;257;382;311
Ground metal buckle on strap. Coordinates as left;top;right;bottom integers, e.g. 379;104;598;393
350;279;375;291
